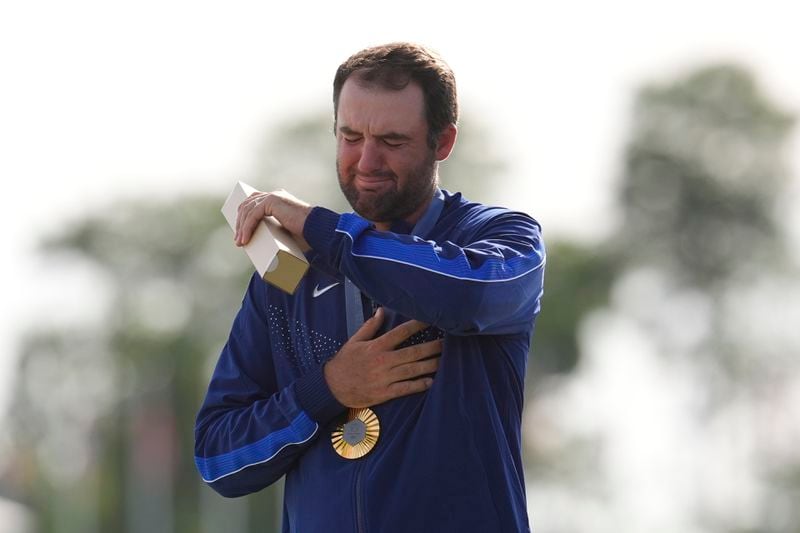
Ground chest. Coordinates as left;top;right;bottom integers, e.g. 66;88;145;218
265;274;352;383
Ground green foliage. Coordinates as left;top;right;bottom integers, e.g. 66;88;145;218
525;63;800;532
619;64;794;287
7;194;284;532
528;242;617;379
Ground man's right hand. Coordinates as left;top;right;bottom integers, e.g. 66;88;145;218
324;308;442;408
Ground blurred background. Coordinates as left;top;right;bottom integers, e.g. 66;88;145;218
2;1;799;532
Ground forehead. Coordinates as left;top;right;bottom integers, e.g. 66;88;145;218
337;78;427;134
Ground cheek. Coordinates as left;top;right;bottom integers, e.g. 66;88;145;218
337;143;359;170
385;150;419;176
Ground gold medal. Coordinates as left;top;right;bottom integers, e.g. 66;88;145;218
331;407;380;459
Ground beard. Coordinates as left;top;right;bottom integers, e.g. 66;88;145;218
337;151;438;223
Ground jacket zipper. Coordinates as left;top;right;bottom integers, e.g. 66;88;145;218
355;462;366;533
356;294;376;533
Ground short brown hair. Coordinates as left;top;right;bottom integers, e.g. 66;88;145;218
333;42;458;149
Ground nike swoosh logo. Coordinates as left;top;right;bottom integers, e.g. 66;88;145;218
312;282;340;298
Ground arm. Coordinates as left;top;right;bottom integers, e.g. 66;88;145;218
232;190;545;335
303;207;546;336
194;274;342;497
195;276;445;496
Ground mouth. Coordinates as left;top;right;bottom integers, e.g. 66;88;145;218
354;174;395;191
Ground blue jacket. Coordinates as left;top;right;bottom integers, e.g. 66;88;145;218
195;189;546;532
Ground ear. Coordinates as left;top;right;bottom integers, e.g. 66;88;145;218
434;124;458;162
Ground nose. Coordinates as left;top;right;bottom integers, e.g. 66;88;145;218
356;139;383;175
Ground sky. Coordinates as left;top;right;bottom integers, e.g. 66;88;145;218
1;0;799;518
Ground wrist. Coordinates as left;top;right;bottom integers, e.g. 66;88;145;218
295;363;346;425
271;194;312;249
303;207;342;256
322;359;346;406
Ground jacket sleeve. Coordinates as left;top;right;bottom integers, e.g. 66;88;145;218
302;206;546;336
194;273;344;497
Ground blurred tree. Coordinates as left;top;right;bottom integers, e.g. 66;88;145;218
619;64;793;287
526;64;800;533
526;241;617;379
4;196;276;533
616;67;799;531
617;65;795;389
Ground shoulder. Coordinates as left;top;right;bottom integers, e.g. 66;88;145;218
439;189;542;236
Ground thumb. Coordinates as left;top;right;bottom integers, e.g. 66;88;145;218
349;307;384;342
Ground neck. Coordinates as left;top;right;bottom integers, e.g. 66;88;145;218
373;190;435;232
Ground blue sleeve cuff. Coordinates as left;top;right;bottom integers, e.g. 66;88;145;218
293;364;345;426
303;207;342;257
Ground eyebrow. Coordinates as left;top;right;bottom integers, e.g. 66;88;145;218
339;126;412;142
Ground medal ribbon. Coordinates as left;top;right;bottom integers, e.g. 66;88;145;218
333;189;444;459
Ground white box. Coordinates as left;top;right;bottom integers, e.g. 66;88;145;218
221;181;309;294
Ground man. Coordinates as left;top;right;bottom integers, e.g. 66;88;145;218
195;42;545;532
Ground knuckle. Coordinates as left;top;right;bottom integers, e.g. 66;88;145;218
414;344;430;359
407;321;425;334
408;379;426;394
427;340;443;354
391;381;411;397
400;364;416;380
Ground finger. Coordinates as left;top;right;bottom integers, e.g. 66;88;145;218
389;356;440;382
384;377;434;401
377;319;429;349
393;338;443;365
235;194;258;240
235;204;250;245
236;197;258;244
348;307;385;343
238;197;270;246
236;193;266;245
